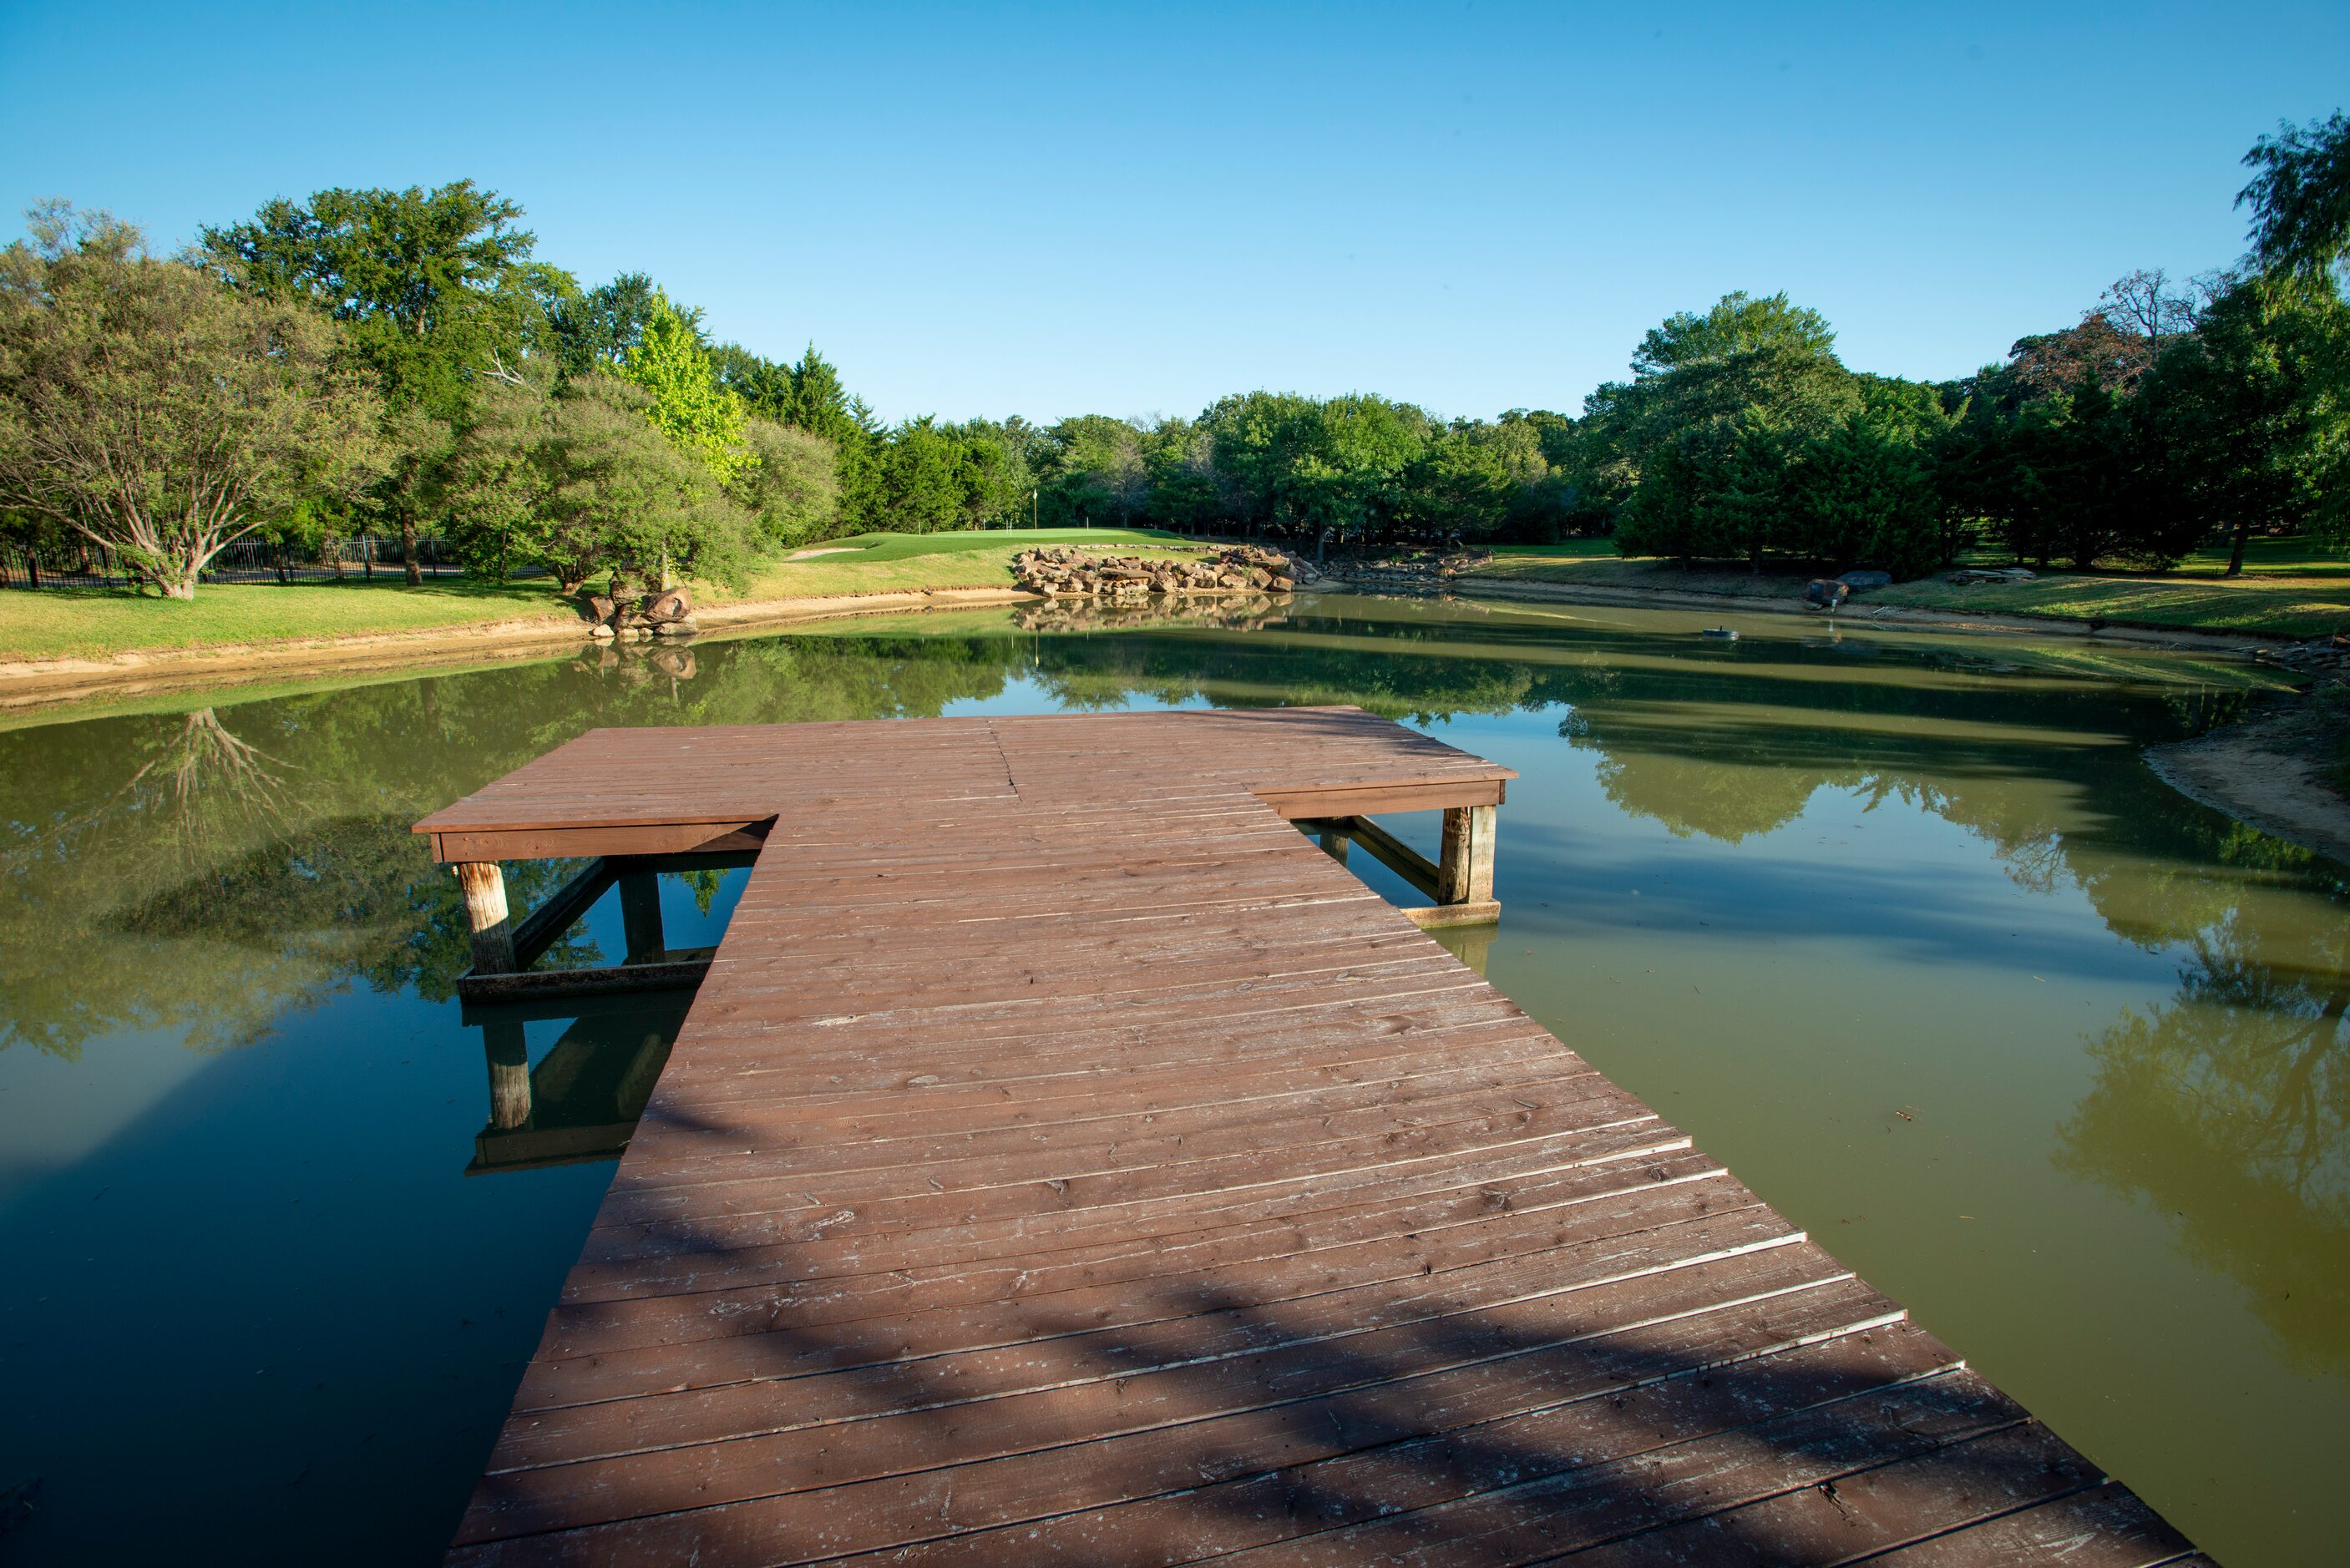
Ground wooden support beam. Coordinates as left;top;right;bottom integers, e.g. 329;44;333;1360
509;858;616;970
455;957;712;1004
618;871;666;966
1339;814;1442;900
455;862;516;975
1438;803;1497;906
1315;825;1349;865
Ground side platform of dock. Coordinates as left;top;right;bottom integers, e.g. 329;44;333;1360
417;709;2201;1565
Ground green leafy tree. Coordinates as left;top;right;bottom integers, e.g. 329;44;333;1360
1603;292;1858;566
728;417;842;546
443;371;752;592
201;179;575;582
2143;272;2350;571
1041;414;1151;527
1279;394;1430;551
2239;110;2350;281
616;291;750;483
1785;379;1956;579
551;271;659;377
0;204;384;598
878;416;969;533
954;417;1037;529
1399;419;1547;540
709;340;796;416
1202;390;1317;529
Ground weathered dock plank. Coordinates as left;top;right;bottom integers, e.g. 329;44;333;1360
419;709;2194;1565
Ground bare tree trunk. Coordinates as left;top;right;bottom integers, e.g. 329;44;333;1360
402;518;422;586
2225;520;2250;579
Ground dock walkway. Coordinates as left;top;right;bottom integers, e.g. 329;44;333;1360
418;709;2200;1565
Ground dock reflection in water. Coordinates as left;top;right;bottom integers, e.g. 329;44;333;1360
467;991;689;1175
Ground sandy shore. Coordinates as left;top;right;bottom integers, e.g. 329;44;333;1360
2147;706;2350;866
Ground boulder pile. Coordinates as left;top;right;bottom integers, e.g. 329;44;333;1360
1315;549;1493;592
1013;545;1304;599
580;585;699;641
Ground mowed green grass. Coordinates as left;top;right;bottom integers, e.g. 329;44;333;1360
1469;536;2350;640
0;578;574;662
0;529;1192;664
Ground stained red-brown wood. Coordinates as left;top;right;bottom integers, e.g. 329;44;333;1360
424;709;2192;1565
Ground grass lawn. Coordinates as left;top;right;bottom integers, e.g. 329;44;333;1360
0;578;574;662
0;529;1193;664
1468;536;2350;640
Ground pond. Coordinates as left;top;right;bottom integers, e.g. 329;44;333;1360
1;593;2343;1565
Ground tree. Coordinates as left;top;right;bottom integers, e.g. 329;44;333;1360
954;418;1037;529
1041;414;1151;527
0;204;383;598
2144;272;2350;572
772;346;883;525
709;340;795;416
551;271;659;377
2239;110;2350;281
442;371;752;593
1278;395;1429;551
1399;419;1547;541
729;418;842;547
1607;293;1857;566
202;180;575;582
1785;380;1955;579
878;417;968;533
615;291;749;483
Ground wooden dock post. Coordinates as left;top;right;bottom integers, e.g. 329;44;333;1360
619;871;666;966
1315;824;1349;864
482;1014;532;1130
455;862;516;975
1438;802;1496;903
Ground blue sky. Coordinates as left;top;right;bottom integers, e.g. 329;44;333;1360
3;2;2340;424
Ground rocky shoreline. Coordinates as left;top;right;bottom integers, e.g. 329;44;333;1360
1011;544;1311;599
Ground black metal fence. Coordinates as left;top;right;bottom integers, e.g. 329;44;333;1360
0;534;492;590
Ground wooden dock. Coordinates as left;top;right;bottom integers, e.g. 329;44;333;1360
418;709;2201;1565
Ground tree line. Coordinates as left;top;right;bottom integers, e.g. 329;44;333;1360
0;110;2344;597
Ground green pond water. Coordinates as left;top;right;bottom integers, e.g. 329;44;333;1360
1;593;2345;1565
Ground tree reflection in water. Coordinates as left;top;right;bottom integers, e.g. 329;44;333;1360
2061;917;2350;1373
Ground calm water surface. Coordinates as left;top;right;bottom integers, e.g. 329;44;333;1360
2;594;2345;1565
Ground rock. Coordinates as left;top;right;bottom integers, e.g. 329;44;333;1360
652;617;700;637
579;592;616;624
1803;579;1851;609
1837;570;1892;590
586;623;616;640
642;587;693;623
